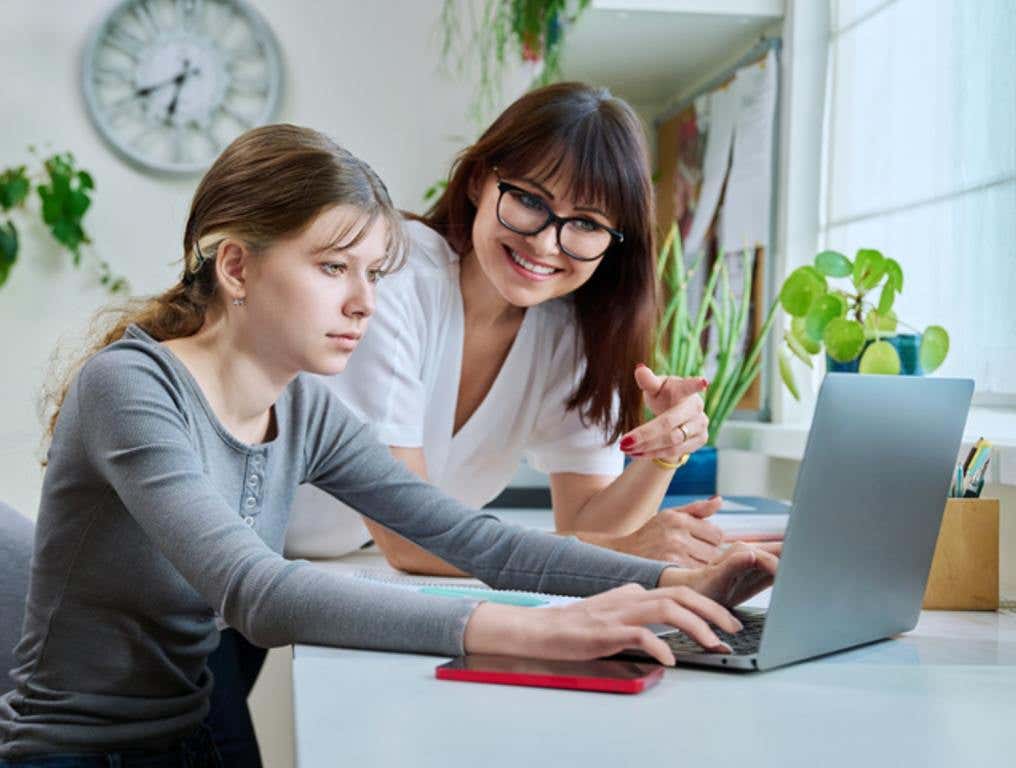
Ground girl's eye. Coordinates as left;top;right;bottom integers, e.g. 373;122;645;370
321;262;347;276
368;269;385;284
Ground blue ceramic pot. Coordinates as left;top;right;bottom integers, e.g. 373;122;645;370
667;445;718;496
825;333;923;376
624;445;718;496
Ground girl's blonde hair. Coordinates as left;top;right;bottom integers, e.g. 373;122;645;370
42;124;406;445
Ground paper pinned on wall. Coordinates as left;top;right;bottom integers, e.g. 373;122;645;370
683;83;737;259
720;49;778;255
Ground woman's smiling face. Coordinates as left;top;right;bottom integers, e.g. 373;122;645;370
468;168;618;308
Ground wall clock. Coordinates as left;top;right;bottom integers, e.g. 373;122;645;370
82;0;282;175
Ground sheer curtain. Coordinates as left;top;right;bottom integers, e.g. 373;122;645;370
821;0;1016;397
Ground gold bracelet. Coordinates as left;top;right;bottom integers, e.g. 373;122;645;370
652;454;690;471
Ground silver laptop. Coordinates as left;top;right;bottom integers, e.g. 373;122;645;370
662;373;974;671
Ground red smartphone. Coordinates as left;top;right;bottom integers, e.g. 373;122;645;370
435;655;664;694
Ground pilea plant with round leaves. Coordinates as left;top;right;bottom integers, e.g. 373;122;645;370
777;248;949;399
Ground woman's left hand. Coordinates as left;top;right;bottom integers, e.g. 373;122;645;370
619;364;709;462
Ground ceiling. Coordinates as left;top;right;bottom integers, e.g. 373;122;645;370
560;7;781;109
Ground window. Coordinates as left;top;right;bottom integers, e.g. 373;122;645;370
821;0;1016;398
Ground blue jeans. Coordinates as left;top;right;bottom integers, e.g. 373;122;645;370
0;725;221;767
203;629;267;768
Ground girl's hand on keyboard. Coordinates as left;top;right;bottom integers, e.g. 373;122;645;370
659;542;780;607
462;582;744;666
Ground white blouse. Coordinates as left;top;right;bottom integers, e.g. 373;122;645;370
284;221;622;557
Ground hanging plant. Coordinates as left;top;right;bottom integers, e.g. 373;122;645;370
0;150;127;293
439;0;592;127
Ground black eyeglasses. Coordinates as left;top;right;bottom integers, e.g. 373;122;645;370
495;180;623;262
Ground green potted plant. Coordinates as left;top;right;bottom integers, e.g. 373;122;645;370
776;248;949;399
652;224;779;494
1;150;127;293
439;0;592;126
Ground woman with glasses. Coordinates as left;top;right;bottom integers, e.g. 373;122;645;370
285;82;726;574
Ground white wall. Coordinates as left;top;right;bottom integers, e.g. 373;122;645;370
0;0;531;519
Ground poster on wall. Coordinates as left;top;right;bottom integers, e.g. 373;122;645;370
654;45;779;413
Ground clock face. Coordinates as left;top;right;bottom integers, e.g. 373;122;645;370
83;0;282;174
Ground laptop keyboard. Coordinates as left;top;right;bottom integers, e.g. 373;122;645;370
663;610;766;656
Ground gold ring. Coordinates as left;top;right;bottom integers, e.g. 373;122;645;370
678;423;691;442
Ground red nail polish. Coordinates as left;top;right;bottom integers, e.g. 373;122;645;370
701;378;709;389
630;452;645;457
620;436;636;451
635;362;647;371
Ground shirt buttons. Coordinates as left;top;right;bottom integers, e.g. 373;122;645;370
248;474;261;488
244;516;255;527
244;496;257;509
251;454;264;468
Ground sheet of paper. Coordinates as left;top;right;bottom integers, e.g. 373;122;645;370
716;513;788;542
684;83;736;258
720;49;778;255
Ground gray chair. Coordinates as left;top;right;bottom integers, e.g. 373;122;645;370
1;502;33;695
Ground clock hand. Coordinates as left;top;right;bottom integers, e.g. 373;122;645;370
164;60;202;123
138;59;201;98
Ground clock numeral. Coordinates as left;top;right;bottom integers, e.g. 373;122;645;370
224;42;264;63
217;104;252;128
106;27;147;59
94;65;133;86
131;0;161;39
175;0;205;33
200;126;222;155
106;92;144;117
227;77;269;96
172;127;188;165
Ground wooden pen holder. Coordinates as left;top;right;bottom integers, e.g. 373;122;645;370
922;497;1000;610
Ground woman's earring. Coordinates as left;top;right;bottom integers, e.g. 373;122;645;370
232;297;247;307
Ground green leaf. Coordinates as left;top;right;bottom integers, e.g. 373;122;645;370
919;325;950;373
77;170;95;190
39;187;61;224
778;350;800;401
0;167;30;211
823;317;866;362
814;250;852;277
885;258;903;292
864;309;898;338
0;219;17;287
779;265;827;317
791;316;821;354
67;189;91;217
51;218;83;254
804;293;846;343
877;282;895;315
852;248;886;292
859;340;901;375
784;330;814;368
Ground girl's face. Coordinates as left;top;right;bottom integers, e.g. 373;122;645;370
242;205;388;377
469;169;617;308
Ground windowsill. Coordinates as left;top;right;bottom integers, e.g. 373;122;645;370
717;406;1016;486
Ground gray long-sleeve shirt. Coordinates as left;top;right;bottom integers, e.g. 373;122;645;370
0;325;667;757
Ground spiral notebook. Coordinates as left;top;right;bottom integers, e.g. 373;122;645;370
352;568;579;608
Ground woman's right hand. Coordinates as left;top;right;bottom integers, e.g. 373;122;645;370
610;497;725;565
462;582;744;667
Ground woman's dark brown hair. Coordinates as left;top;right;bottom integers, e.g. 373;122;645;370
422;82;656;442
43;124;405;443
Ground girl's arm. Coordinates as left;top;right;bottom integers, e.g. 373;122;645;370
360;446;469;576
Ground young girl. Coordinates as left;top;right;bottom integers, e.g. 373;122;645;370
286;83;726;575
0;125;776;765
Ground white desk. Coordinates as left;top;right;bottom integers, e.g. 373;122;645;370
292;509;1016;767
